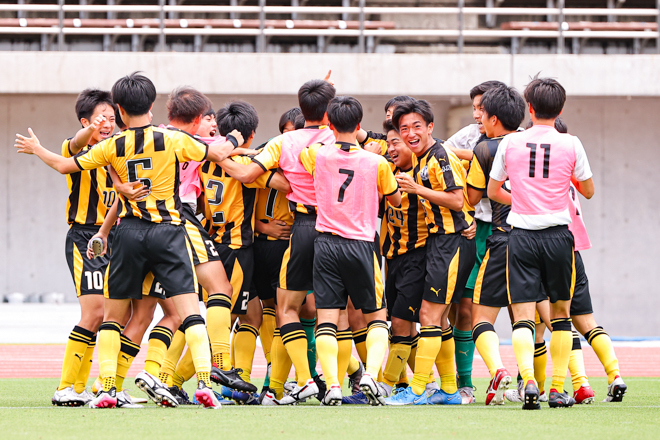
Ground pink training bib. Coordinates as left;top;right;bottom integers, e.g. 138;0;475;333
568;183;591;251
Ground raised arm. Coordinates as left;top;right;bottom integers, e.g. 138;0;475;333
206;130;245;164
15;128;81;174
70;114;106;155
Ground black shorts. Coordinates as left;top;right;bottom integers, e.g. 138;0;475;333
182;204;221;266
279;213;320;291
386;246;426;322
570;251;593;316
65;224;114;297
313;234;385;313
253;238;288;302
507;226;576;305
141;272;167;300
105;218;197;300
423;233;476;305
215;243;255;315
473;232;509;308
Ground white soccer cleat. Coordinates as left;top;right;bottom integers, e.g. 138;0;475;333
505;379;524;403
379;382;393;398
283;380;297;396
52;386;87;407
194;381;223;409
603;376;627;402
116;390;144;408
277;379;319;405
321;384;343;406
89;388;118;409
80;389;95;404
459;386;476;404
134;370;178;408
359;373;386;406
260;390;280;406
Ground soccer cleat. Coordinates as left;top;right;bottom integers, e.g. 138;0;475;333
232;390;260;405
80;389;95;404
116;390;144;408
425;381;440;392
125;391;148;404
379;382;393;398
321;384;343;406
52;386;87;407
210;366;257;393
485;368;512;406
260;390;280;406
212;390;236;405
313;374;327;402
168;386;193;405
459;386;476;404
342;391;369;404
539;391;548;402
384;386;428;406
548;389;576;408
359;373;386;406
603;376;627;402
348;362;364;395
89;387;117;409
194;380;222;409
258;387;270;404
134;370;178;408
277;378;319;405
427;389;462;405
505;379;524;403
283;380;297;396
573;384;595;404
522;381;541;410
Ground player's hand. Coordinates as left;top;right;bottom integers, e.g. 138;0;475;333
461;219;477;240
89;114;106;131
115;180;150;201
230;147;257;157
364;141;382;155
395;173;418;194
227;129;244;147
258;220;291;240
86;233;108;259
14;128;41;155
323;70;334;86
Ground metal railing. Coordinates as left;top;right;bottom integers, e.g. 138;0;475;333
0;1;658;53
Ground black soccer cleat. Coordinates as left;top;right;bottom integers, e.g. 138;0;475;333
169;386;193;405
522;380;541;410
548;389;576;408
348;362;364;395
313;374;327;402
210;366;257;393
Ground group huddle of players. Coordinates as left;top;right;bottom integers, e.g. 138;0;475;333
14;70;627;410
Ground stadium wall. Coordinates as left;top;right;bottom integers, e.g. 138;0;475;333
0;52;657;336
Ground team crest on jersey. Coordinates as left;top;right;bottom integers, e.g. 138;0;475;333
420;165;429;181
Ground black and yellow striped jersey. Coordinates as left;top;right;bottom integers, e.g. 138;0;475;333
74;125;208;225
63;139;115;226
466;136;512;233
200;156;276;249
412;139;472;235
381;164;428;258
362;130;389;156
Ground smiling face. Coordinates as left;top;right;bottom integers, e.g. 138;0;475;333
397;112;434;157
83;103;116;145
197;113;217;137
386;129;412;170
472;95;485;134
480;110;498;138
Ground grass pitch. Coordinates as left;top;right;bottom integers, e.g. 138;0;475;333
0;377;658;440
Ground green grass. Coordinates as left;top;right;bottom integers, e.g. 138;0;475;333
1;377;659;440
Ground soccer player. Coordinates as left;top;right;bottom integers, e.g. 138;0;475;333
463;84;526;405
50;89;116;407
15;72;245;409
487;76;594;409
385;99;476;405
210;79;337;404
299;96;401;405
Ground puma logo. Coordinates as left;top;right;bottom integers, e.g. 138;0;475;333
396;355;405;362
121;355;130;362
430;287;441;296
408;306;418;314
438;157;446;163
458;350;469;356
74;354;83;360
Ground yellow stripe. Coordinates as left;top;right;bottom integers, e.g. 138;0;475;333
183;235;198;290
103;262;110;299
142;272;155;296
506;246;511;304
72;244;84;297
373;251;384;309
279;240;293;290
473;248;490;305
445;247;460;304
185;221;209;264
570;249;576;299
534;310;542;325
230;260;245;310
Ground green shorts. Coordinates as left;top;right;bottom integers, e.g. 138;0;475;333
464;219;492;297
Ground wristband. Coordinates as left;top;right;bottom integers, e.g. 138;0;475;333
226;134;239;149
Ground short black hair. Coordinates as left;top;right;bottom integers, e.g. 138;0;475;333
278;107;302;133
114;105;126;130
203;107;216;118
524;75;566;119
294;113;306;130
298;79;336;122
554;116;568;133
216;100;259;141
480;85;526;132
391;99;434;131
470;80;507;101
383;119;396;133
384;95;415;114
111;72;157;117
167;86;213;124
326;96;363;133
75;88;114;123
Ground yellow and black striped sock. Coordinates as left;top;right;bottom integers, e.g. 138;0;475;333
569;331;589;391
511;320;536;386
411;326;443;395
383;335;412;387
534;341;547;394
160;326;185;386
336;328;353;386
182;315;212;387
549;318;573;393
281;322;311;386
207;294;232;371
116;334;140;391
73;333;96;394
315;323;339;386
58;325;94;391
437;326;457;394
585;326;620;384
234;323;259;382
408;333;419;371
260;307;276;365
473;322;503;378
269;328;292;399
98;322;123;392
352;327;368;365
145;326;173;377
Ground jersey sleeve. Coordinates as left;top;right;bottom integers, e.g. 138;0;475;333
73;138;112;170
429;149;464;192
61;139;74;158
445;125;474;150
572;136;593;181
489;136;509;181
299;143;322;177
252;135;283;171
466;142;489;190
377;158;399;196
245;169;276;189
175;132;208;163
363;131;388;156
